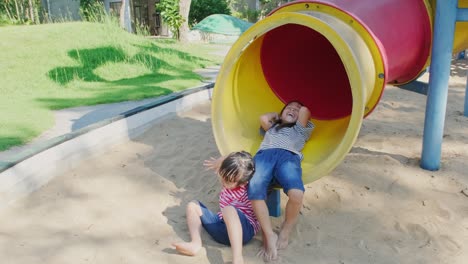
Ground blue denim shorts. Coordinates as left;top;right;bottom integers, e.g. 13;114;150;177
248;148;305;200
198;201;255;246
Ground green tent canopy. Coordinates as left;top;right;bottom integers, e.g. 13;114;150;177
192;14;253;36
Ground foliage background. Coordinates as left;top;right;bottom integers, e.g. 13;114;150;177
189;0;230;26
155;0;183;39
0;0;42;24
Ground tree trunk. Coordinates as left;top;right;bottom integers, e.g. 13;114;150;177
3;2;13;20
120;0;125;27
178;0;192;43
247;0;257;10
13;0;21;21
28;0;35;23
120;0;132;32
19;0;25;22
247;0;258;22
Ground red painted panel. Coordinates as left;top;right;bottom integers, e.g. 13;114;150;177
260;24;352;120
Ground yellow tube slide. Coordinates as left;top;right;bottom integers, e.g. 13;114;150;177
212;10;376;184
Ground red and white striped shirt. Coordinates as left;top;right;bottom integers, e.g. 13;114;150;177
217;185;260;233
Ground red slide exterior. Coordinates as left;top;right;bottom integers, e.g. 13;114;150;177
260;0;432;120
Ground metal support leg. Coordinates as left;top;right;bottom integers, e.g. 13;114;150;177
457;9;468;117
266;189;281;217
457;50;466;60
465;68;468;116
421;0;458;171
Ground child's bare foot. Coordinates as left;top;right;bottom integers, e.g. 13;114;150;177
277;230;289;250
232;257;244;264
171;241;201;256
257;232;278;261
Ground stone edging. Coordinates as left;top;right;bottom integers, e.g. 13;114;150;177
0;84;214;210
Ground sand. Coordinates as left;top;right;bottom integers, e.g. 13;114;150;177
0;65;467;263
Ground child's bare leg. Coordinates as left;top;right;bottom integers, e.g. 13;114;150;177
252;200;278;261
172;201;203;256
277;189;303;250
221;206;244;264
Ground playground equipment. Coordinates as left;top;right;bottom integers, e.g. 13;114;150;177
421;0;468;170
211;0;468;216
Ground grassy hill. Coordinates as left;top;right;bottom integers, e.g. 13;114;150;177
0;22;223;151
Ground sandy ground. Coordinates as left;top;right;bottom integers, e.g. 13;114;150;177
0;60;467;263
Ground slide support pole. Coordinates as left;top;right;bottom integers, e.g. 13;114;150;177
420;0;458;170
465;69;468;116
267;189;281;217
457;6;468;21
457;6;468;117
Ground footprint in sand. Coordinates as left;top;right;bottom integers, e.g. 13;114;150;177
437;234;462;254
390;222;432;250
319;184;342;213
406;223;431;245
392;221;462;256
422;200;452;220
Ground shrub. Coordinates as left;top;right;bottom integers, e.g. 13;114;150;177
80;0;107;22
156;0;183;39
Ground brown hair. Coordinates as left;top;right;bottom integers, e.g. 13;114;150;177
218;151;255;187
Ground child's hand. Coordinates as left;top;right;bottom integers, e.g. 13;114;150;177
272;113;280;123
203;156;223;172
260;112;280;131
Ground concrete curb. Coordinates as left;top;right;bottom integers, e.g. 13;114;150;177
0;84;213;210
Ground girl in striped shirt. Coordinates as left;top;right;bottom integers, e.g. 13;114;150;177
248;101;314;261
172;151;260;264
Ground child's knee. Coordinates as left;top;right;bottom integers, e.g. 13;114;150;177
221;206;238;219
187;200;201;213
188;200;199;207
287;189;304;204
248;177;270;199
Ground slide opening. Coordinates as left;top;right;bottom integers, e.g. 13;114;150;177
212;15;365;183
260;23;352;120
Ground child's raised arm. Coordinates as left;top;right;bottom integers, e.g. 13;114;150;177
298;106;311;127
260;112;279;131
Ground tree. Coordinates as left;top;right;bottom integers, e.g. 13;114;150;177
189;0;230;26
178;0;191;43
228;0;290;21
119;0;125;27
156;0;183;40
13;0;20;22
0;0;42;24
1;0;14;21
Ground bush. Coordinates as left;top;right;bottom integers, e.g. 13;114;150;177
156;0;183;39
189;0;230;26
80;0;107;22
0;0;41;24
0;13;13;26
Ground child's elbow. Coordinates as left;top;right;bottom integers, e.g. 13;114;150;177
299;106;311;118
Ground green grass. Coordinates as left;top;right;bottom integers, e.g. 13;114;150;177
0;22;224;151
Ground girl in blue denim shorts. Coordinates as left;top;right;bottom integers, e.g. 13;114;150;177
248;101;314;261
172;151;260;264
